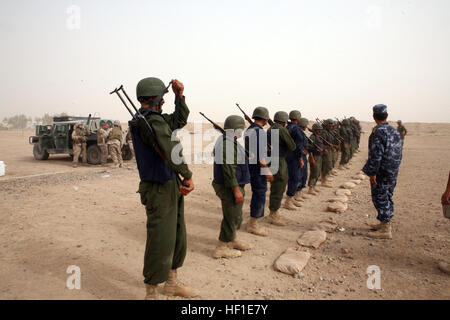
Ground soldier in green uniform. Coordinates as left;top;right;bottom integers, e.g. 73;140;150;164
308;123;325;194
130;77;196;299
320;120;334;188
397;120;407;148
212;115;252;259
338;119;351;169
267;111;296;225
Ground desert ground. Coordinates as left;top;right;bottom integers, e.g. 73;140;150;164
0;121;449;300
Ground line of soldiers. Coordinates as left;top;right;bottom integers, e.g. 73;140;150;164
212;108;362;258
129;77;365;299
71;120;134;168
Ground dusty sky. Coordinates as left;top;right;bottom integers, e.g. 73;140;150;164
0;0;449;124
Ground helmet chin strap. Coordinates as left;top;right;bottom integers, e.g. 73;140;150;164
148;81;173;111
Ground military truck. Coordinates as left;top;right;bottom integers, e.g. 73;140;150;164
29;115;133;164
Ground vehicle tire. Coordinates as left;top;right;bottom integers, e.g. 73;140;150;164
87;145;102;165
122;144;133;161
33;144;49;160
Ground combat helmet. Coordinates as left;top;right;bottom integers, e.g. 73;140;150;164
224;115;245;130
289;110;302;121
299;118;309;128
274;111;289;123
312;123;323;131
342;119;349;125
114;120;121;127
136;77;167;101
252;107;270;120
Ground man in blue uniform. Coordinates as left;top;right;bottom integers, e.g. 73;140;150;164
245;107;274;237
284;110;305;210
362;104;403;239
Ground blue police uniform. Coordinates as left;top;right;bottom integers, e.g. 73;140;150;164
285;121;304;197
245;122;268;218
362;105;403;223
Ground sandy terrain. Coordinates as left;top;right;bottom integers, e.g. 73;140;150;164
0;122;449;300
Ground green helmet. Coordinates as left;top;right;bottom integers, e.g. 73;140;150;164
326;119;334;126
224;115;245;130
252;107;269;120
274;111;289;123
136;77;167;100
312;123;323;130
342;119;349;125
299;118;309;127
289;110;302;121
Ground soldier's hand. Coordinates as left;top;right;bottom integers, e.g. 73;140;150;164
299;158;304;168
179;177;194;196
266;173;274;183
172;79;184;98
232;186;244;204
369;176;377;186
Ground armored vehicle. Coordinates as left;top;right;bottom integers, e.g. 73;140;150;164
29;115;133;164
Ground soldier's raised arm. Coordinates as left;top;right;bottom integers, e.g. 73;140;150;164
162;79;190;131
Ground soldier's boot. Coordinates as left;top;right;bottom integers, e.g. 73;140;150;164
162;269;199;298
247;217;268;237
367;222;392;239
308;187;318;195
294;191;305;202
370;221;384;231
267;210;287;226
344;164;351;169
338;164;346;170
72;163;78;168
144;284;158;300
283;196;298;210
438;261;450;275
301;190;311;199
119;163;123;168
213;241;242;259
321;180;333;188
314;186;322;193
230;239;252;251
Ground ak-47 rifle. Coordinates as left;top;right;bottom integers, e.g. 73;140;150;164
199;112;272;174
110;84;189;188
236;103;274;126
315;118;343;146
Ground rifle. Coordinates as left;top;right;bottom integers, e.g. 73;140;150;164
316;118;344;144
110;84;189;187
301;130;323;152
199;112;271;171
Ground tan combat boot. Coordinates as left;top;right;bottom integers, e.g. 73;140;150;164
338;165;345;170
314;186;322;193
247;217;268;236
267;210;286;226
344;164;351;169
321;179;333;188
144;284;158;300
294;191;305;202
438;261;450;275
283;196;298;210
370;221;384;231
230;238;252;251
213;241;242;259
162;269;199;298
308;187;317;195
368;222;392;239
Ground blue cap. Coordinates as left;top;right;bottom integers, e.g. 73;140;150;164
373;104;387;114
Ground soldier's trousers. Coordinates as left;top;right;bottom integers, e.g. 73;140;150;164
286;158;301;197
72;143;86;164
298;155;308;190
340;144;349;165
350;139;356;158
99;144;108;164
249;170;267;218
332;148;339;168
371;175;397;223
308;155;322;187
139;177;186;285
212;182;245;242
109;144;123;165
269;157;288;211
321;152;332;179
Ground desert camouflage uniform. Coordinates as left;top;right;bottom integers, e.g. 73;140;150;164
107;126;123;166
97;127;109;165
72;126;88;166
362;123;403;222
